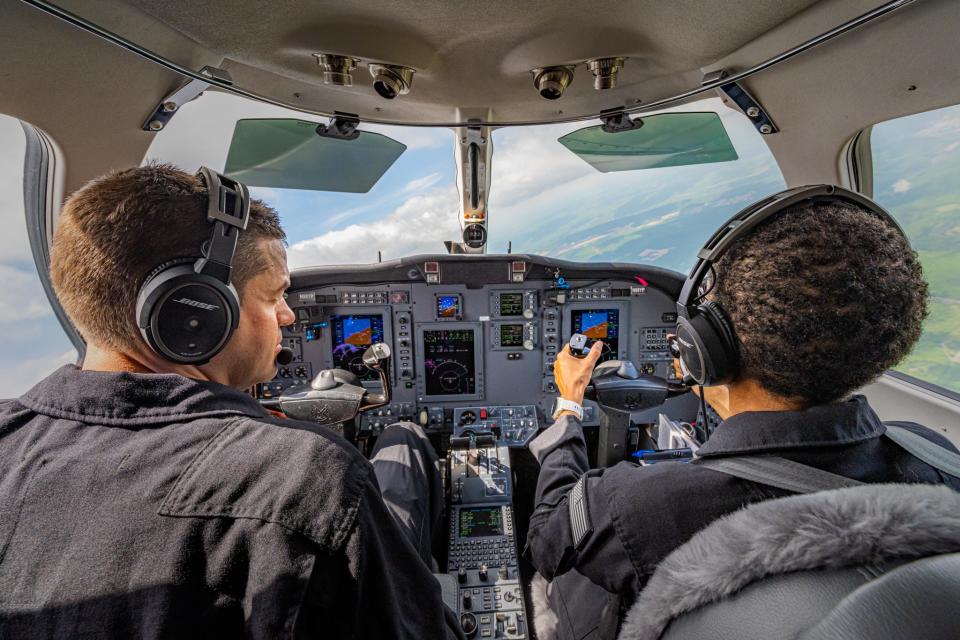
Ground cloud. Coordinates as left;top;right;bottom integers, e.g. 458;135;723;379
0;115;34;264
250;186;281;203
402;172;442;194
893;179;912;194
945;142;960;153
362;124;452;150
916;116;960;139
0;348;77;398
638;248;672;261
0;264;56;322
287;187;460;266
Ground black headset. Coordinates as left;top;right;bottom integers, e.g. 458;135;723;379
135;167;251;364
674;184;908;387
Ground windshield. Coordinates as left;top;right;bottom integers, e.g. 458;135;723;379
148;93;783;274
487;99;784;272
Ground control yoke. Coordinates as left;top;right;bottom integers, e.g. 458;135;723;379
584;360;689;467
358;343;392;412
277;343;393;435
585;360;688;412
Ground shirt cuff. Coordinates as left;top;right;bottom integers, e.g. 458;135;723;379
529;414;583;463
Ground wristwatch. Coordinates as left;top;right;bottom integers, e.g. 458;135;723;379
552;397;585;421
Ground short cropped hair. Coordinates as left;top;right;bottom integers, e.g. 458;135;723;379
50;163;285;352
712;199;927;405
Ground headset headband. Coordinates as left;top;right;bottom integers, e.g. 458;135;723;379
194;166;251;285
678;184;906;309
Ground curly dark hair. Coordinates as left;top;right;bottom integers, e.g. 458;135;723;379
711;199;928;405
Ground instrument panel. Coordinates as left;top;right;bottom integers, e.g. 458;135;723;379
257;254;697;442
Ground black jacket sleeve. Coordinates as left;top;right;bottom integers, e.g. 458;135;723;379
524;416;639;596
296;475;464;639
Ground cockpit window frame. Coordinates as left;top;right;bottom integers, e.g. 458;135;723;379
22;121;85;358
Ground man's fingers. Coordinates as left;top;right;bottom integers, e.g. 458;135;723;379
587;340;604;363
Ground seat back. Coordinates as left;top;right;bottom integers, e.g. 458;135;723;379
617;484;960;640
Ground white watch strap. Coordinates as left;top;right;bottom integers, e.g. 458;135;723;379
553;398;584;421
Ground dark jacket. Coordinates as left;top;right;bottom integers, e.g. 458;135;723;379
0;365;462;639
525;396;960;640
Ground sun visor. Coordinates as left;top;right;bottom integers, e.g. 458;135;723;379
224;118;406;193
558;112;738;173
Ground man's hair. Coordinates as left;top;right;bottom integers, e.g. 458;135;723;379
711;199;927;405
50;163;285;352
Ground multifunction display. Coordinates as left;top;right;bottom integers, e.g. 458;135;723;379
571;309;620;363
423;328;477;395
331;314;385;380
459;506;504;538
497;293;524;316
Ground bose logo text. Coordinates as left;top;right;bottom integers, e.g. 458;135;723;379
173;297;220;311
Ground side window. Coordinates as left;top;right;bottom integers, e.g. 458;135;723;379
870;104;960;394
0;114;77;397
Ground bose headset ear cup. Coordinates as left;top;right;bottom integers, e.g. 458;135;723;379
700;300;738;384
134;167;249;365
675;316;707;384
136;264;240;365
676;303;738;386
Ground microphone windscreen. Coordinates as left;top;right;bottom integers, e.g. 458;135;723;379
276;347;294;366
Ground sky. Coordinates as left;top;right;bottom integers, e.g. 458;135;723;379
1;92;958;396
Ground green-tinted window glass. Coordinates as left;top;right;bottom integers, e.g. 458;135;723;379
559;112;738;173
224;119;407;193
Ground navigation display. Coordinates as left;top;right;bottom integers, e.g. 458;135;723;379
459;506;503;538
571;309;620;362
499;324;524;348
331;314;385;380
498;293;524;316
423;328;476;395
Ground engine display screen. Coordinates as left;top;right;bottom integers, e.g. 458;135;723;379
459;506;503;538
571;309;620;363
331;314;385;381
499;324;525;348
436;294;462;320
423;328;476;396
497;293;524;316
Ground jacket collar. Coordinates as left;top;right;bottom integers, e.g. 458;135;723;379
18;365;269;426
696;395;885;458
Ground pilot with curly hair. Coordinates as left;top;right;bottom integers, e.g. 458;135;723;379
526;187;960;640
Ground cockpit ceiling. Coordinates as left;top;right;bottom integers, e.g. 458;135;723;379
51;0;835;126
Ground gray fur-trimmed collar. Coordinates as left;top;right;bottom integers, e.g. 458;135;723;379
618;483;960;640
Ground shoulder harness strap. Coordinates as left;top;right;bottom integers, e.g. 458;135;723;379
693;455;863;494
884;425;960;479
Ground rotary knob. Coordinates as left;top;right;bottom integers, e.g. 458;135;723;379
478;564;488;581
460;612;478;638
523;339;534;351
